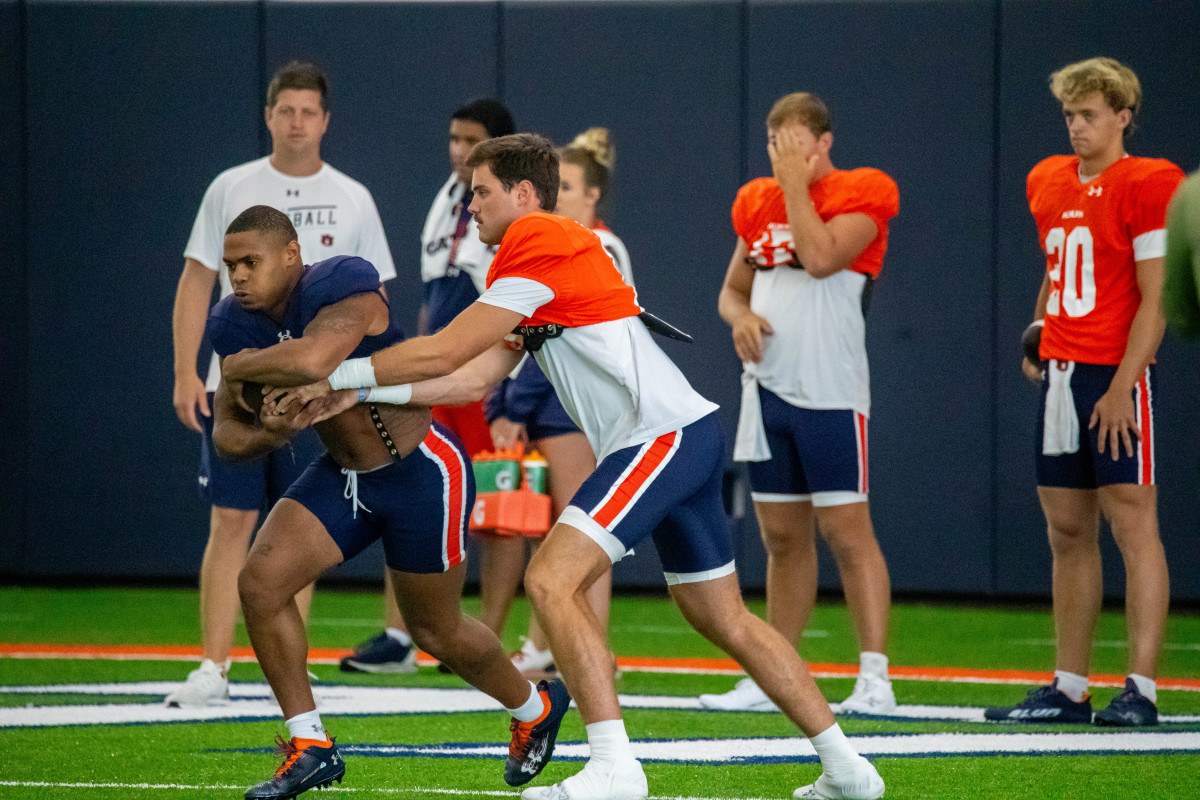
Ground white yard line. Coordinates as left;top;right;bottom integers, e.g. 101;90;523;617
1;684;1198;727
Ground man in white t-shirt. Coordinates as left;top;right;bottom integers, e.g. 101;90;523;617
168;60;396;707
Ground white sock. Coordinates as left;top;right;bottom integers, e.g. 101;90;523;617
1129;673;1157;704
285;710;329;742
1053;670;1088;703
585;719;634;767
809;723;864;781
384;627;412;647
200;658;230;678
506;681;546;723
859;651;889;681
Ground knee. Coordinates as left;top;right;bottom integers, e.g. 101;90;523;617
524;560;574;612
1047;520;1098;555
758;522;810;558
237;558;285;616
210;507;257;548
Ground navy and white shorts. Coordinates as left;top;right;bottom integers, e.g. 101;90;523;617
1036;362;1156;489
559;412;734;585
198;392;326;511
747;386;868;507
282;423;474;574
526;393;582;442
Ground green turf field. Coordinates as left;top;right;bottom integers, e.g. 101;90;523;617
1;586;1198;799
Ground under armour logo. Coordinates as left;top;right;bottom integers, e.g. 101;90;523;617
286;189;300;197
278;330;293;342
1087;185;1102;197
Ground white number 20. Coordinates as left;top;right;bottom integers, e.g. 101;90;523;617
1045;226;1096;318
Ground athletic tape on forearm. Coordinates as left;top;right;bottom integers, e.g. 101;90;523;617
328;358;378;390
366;384;413;405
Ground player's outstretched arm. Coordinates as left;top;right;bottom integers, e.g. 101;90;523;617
282;344;523;429
341;301;525;388
211;375;296;461
223;293;384;387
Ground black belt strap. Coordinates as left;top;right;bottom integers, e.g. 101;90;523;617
369;404;400;459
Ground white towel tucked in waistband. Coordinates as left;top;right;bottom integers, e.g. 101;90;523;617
1042;359;1080;456
733;369;772;462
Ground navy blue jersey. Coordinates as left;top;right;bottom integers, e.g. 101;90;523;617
209;255;404;361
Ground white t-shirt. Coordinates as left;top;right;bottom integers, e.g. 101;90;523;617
595;228;634;288
479;277;717;461
749;267;872;416
419;173;494;292
184;156;396;389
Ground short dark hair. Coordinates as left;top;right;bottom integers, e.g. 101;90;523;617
767;92;832;137
226;205;299;245
452;99;515;139
267;61;329;111
466;133;559;211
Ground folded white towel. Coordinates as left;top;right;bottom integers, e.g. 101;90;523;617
1042;360;1080;456
734;369;772;462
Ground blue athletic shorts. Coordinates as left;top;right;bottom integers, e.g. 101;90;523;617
559;412;734;585
527;393;581;442
282;423;474;573
746;386;868;507
198;393;326;510
1036;362;1156;489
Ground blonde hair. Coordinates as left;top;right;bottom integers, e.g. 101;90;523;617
560;127;615;203
767;92;831;136
1050;57;1141;138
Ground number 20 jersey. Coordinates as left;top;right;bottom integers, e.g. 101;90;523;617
1028;155;1183;365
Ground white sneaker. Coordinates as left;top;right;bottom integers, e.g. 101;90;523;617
794;757;885;799
512;638;556;675
698;678;779;712
163;660;230;707
521;757;648;800
838;675;896;715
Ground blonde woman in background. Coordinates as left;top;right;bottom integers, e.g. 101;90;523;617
486;128;632;674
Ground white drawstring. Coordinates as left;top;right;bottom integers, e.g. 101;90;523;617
341;468;371;518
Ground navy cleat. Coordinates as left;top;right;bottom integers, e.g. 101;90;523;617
340;632;417;674
505;679;571;786
1095;678;1158;727
983;679;1092;723
244;735;345;799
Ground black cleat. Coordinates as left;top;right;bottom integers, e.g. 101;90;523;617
244;735;346;799
504;679;571;786
1095;678;1158;727
983;679;1093;723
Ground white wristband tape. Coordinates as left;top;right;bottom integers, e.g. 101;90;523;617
328;357;378;390
366;384;413;405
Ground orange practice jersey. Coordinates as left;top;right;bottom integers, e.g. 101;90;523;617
485;212;640;327
732;170;899;277
1029;155;1183;364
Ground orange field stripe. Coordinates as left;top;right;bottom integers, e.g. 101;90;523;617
2;643;1198;691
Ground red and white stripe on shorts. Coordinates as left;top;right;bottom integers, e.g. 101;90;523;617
420;426;469;570
854;412;869;495
1133;367;1155;485
586;430;682;531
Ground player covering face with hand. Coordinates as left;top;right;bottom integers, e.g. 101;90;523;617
275;133;884;800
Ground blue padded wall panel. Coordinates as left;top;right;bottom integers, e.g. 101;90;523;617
22;0;261;575
263;0;500;579
501;0;744;586
746;1;998;593
0;0;25;572
994;0;1200;599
